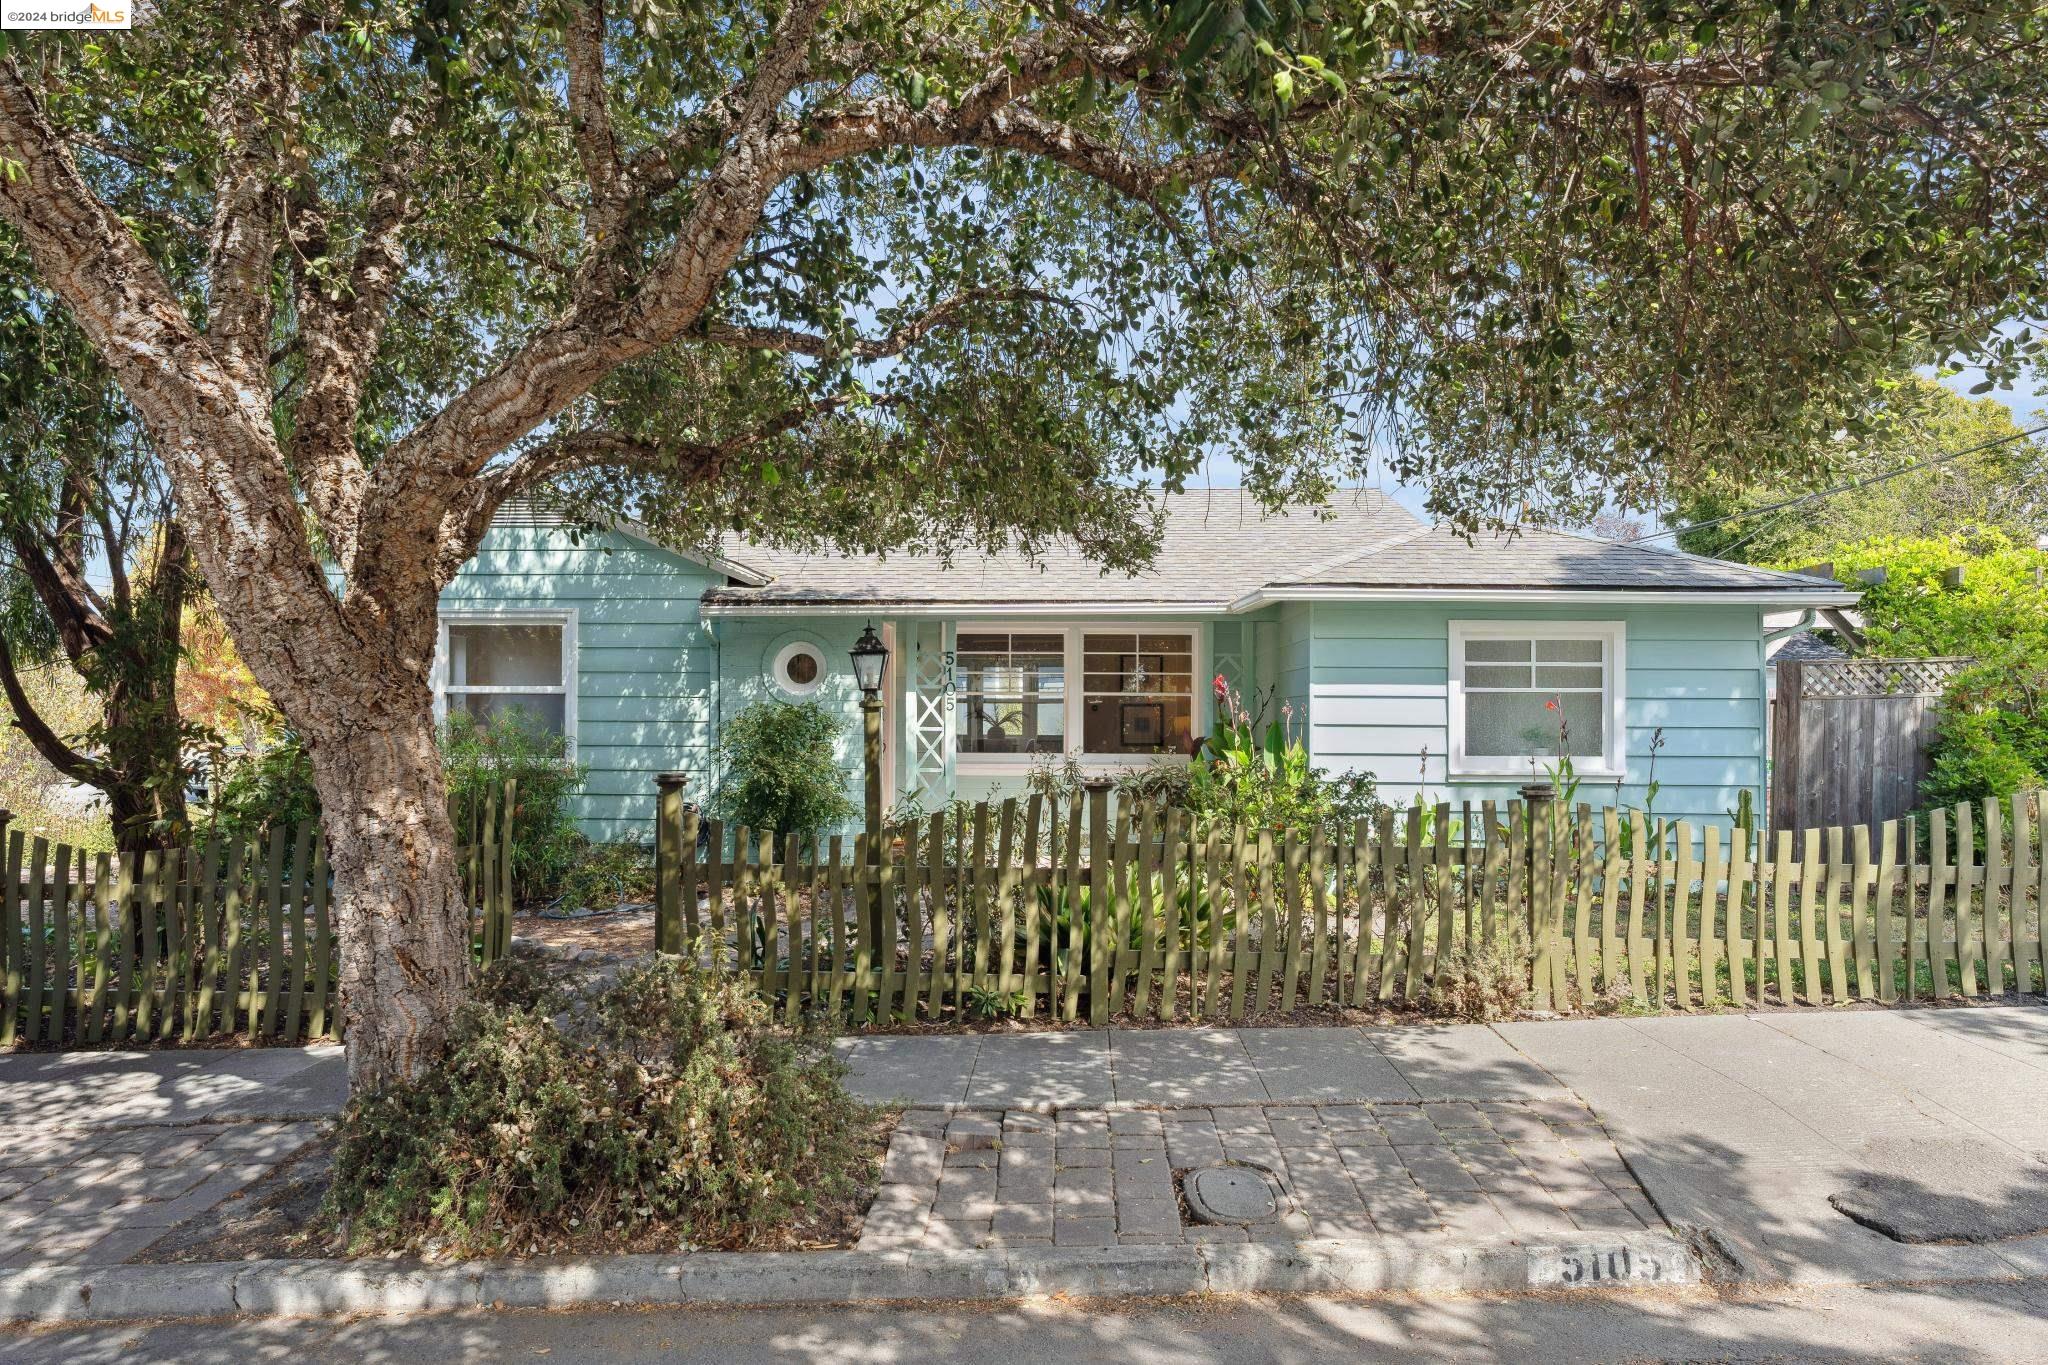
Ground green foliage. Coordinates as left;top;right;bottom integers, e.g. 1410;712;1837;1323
199;734;319;845
1673;380;2048;564
441;709;587;904
712;700;858;843
1817;534;2048;812
555;840;655;913
1188;680;1385;841
21;1;2048;581
323;956;872;1257
1920;708;2044;815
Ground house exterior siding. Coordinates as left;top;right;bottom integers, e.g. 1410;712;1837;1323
440;524;722;843
438;520;1792;846
1302;601;1768;828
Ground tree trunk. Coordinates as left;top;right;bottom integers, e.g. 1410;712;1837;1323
302;676;471;1094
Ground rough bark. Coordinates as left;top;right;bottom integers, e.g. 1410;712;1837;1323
298;649;471;1092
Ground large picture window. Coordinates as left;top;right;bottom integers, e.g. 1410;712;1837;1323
955;631;1066;755
438;614;575;739
1449;621;1624;777
954;625;1200;765
1081;631;1195;756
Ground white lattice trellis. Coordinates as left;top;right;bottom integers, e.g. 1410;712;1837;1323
908;621;955;803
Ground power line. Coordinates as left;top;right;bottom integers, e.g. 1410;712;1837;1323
1638;419;2048;544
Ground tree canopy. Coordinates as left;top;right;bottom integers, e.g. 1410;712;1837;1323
1670;379;2048;564
6;0;2047;570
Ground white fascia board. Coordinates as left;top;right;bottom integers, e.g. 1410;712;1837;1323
698;600;1229;619
609;521;771;586
1225;586;1862;612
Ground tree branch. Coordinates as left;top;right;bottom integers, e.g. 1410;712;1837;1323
0;632;108;788
203;6;299;389
290;121;417;569
563;0;629;250
700;287;1069;360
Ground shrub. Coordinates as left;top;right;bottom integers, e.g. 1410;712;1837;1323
1813;534;2048;813
1921;703;2045;814
200;732;320;843
555;839;655;912
1424;922;1532;1023
323;956;874;1258
1187;679;1385;841
712;699;857;843
441;707;586;904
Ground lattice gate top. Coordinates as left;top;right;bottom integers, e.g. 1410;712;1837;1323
1786;656;1973;699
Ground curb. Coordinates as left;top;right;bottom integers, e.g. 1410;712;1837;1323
0;1233;1700;1326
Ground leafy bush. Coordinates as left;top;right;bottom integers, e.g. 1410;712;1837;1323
1187;679;1384;840
441;708;586;904
712;699;857;843
555;839;655;912
1921;702;2045;814
323;956;874;1257
1815;534;2048;812
199;732;320;843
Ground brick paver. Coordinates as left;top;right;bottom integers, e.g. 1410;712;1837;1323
857;1099;1655;1251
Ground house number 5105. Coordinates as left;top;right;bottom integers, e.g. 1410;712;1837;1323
1528;1244;1674;1288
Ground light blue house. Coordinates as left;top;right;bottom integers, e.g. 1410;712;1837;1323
436;492;1854;843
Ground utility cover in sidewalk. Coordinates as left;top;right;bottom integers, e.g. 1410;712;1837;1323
1829;1136;2048;1244
1184;1164;1284;1225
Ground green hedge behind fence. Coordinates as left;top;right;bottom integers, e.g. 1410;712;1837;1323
653;783;2048;1023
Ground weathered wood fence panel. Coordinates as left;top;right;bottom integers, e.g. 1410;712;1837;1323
1771;657;1970;832
655;785;2048;1023
0;782;516;1047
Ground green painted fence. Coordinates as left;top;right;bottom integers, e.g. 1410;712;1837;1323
653;781;2048;1023
0;782;516;1047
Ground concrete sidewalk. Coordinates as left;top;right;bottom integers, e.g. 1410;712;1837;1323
1502;1005;2048;1286
841;1005;2048;1288
834;1024;1572;1108
4;1004;2046;1293
0;1046;345;1266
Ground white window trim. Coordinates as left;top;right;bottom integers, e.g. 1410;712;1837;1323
433;608;579;753
770;639;827;698
953;621;1209;774
1447;619;1625;780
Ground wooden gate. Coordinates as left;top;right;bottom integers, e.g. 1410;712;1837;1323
1771;657;1969;832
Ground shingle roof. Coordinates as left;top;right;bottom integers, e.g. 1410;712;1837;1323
1267;524;1849;596
704;489;1425;610
690;489;1855;613
1768;630;1849;663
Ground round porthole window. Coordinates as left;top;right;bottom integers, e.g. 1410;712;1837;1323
772;641;826;697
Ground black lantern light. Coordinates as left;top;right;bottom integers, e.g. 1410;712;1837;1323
850;622;889;697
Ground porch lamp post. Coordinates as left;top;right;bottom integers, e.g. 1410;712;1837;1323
849;623;889;849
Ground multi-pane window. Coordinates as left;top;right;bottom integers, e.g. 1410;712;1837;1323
1451;623;1621;774
442;619;572;735
955;631;1066;755
1081;631;1195;756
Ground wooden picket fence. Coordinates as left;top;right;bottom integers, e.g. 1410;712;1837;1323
652;782;2048;1024
0;782;516;1047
